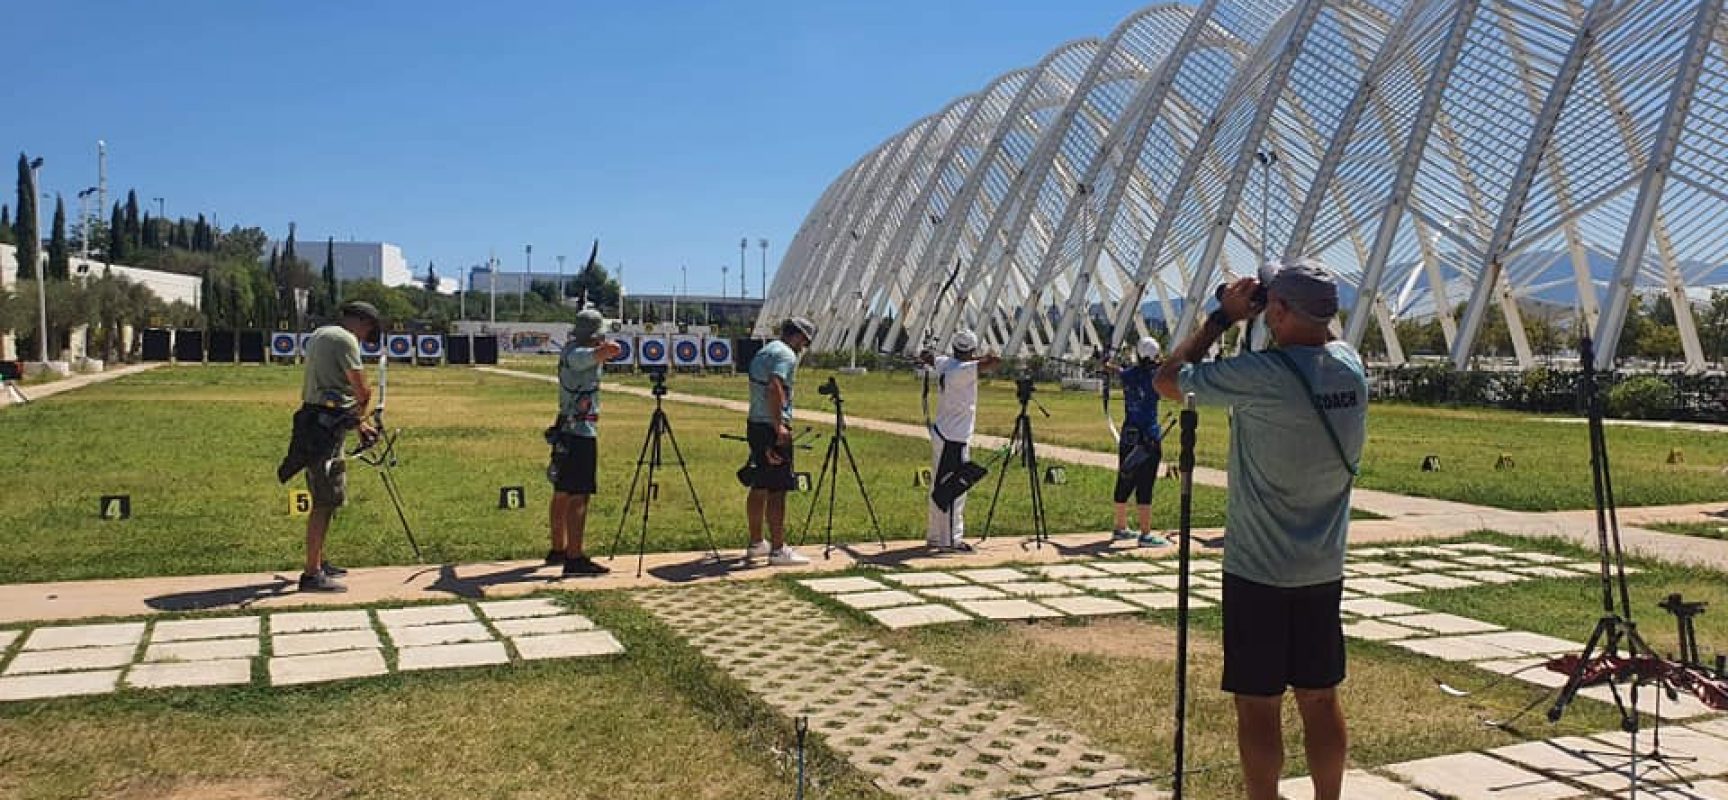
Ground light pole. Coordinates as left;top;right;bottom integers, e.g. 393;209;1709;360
29;158;48;364
521;244;532;318
757;237;768;299
488;251;498;325
556;254;566;306
739;237;748;298
722;265;729;301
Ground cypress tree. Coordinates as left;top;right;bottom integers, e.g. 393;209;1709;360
0;204;10;245
141;211;154;249
195;214;210;252
46;195;69;281
124;190;140;250
283;222;298;265
323;237;338;310
15;154;39;273
108;202;126;262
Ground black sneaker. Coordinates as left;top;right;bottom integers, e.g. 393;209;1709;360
562;556;611;577
298;571;348;593
544;549;568;566
320;561;348;577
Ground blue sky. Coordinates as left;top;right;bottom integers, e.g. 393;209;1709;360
12;1;1141;296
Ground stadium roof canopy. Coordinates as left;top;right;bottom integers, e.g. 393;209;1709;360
759;0;1728;371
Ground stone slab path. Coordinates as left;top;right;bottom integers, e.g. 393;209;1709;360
636;581;1167;799
0;362;162;408
0;596;623;702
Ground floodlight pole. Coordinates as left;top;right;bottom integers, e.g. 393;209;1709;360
29;158;48;364
739;237;748;298
758;238;768;307
521;244;532;319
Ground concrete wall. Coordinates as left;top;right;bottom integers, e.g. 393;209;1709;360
0;243;203;361
275;240;414;287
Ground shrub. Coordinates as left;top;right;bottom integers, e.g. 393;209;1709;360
1606;375;1677;419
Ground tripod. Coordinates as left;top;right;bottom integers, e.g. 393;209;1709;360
1171;394;1198;799
981;376;1050;548
609;371;720;577
798;377;886;558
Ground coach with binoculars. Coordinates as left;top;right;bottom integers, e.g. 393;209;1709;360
1153;258;1367;800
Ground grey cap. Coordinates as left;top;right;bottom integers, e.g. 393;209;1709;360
571;308;605;342
1262;258;1339;319
783;317;817;340
339;300;383;325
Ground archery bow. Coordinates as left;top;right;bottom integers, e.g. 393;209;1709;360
921;258;965;437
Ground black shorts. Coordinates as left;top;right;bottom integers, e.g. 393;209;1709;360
548;434;598;495
746;421;795;491
1222;572;1346;697
1113;427;1161;505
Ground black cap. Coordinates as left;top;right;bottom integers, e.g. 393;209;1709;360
340;301;383;325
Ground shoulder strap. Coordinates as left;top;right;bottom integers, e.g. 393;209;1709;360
1268;349;1360;479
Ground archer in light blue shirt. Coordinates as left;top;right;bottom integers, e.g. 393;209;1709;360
748;339;798;425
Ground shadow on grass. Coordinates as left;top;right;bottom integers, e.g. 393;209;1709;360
144;576;297;612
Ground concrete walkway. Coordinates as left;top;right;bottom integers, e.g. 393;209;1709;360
0;362;161;407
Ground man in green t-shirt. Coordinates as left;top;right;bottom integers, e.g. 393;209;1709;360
276;301;381;593
547;309;622;577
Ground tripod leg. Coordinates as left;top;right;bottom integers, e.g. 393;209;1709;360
610;416;656;561
659;415;721;560
798;438;836;547
634;412;665;578
1023;417;1047;548
824;440;841;557
980;430;1016;541
838;434;886;549
379;468;422;562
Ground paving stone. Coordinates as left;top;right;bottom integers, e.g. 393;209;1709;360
1457;569;1526;584
798;577;889;594
1446;631;1579;657
1394;573;1479;590
491;615;595;638
126;659;253;690
0;630;16;651
1450;543;1514;553
919;585;1007;602
1278;769;1428;799
0;669;121;701
1136;574;1186;589
269;609;371;634
995;581;1081;598
1349;548;1390;558
270;628;381;657
397;641;510;671
268;649;388;686
1194;587;1223;601
1558;562;1603;574
144;638;259;662
376;604;477;628
1513;566;1582;579
1346;578;1421;596
1347;562;1409;576
1641;780;1728;800
149;617;261;642
880;571;966;587
868;603;973;629
1091;560;1163;575
512;631;625;661
1387;612;1503;635
1475;658;1575;688
1454;555;1518;568
1491;734;1678;793
957;599;1065;620
1338;598;1426;617
22;622;146;651
385;622;495;648
1407;559;1464;571
1386;751;1584;799
1343;619;1421;642
952;568;1029;584
1120;592;1214;610
1038;596;1139;617
1510;552;1571;564
1068;577;1146;593
1590;727;1728;776
1038;564;1107;580
1392;635;1525;663
476;598;567;620
5;645;136;675
833;590;924;610
1693;717;1728;741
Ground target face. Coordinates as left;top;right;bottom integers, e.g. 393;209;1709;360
270;333;298;358
672;337;701;366
638;337;668;366
416;335;444;359
611;336;636;364
704;338;733;366
360;337;383;358
387;335;414;358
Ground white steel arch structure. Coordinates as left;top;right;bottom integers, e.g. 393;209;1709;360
761;0;1728;372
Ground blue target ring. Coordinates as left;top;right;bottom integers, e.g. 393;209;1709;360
642;340;666;362
675;340;700;363
388;337;413;357
615;339;634;361
706;340;730;363
271;333;298;357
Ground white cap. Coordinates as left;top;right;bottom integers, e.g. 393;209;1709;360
1136;336;1162;360
951;329;979;353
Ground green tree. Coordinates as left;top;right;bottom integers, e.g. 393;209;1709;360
108;202;126;263
322;237;338;312
124;190;140;250
1637;323;1683;368
424;263;439;295
14;153;39;274
46;195;68;281
342;280;417;323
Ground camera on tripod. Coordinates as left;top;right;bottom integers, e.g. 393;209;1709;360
817;376;841;400
1213;279;1269;308
647;366;668;397
1014;375;1037;404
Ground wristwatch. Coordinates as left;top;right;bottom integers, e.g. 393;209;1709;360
1206;309;1233;330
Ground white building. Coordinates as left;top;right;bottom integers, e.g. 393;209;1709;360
1;243;203;362
277;240;413;288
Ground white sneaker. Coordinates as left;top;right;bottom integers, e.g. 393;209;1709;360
744;541;771;562
768;547;810;566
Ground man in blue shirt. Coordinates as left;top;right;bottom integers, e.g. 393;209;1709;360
1154;259;1367;800
1110;336;1168;547
743;317;815;566
548;309;622;577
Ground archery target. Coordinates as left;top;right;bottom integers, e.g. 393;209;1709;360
386;334;414;360
671;335;702;367
416;335;444;361
637;335;669;367
269;332;299;359
360;336;383;359
610;335;636;364
300;333;316;357
703;337;734;367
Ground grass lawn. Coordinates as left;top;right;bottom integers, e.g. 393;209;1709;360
0;365;1227;583
503;358;1728;512
0;591;889;800
1645;520;1728;542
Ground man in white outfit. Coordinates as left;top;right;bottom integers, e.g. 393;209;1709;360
924;329;1001;551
